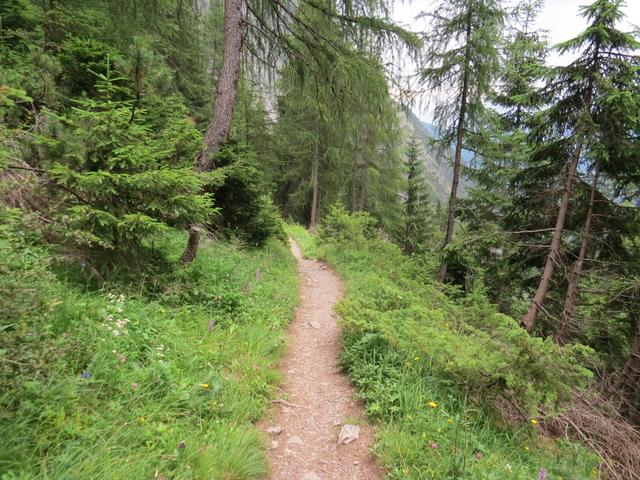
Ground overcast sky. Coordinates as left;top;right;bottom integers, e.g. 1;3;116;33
391;0;640;120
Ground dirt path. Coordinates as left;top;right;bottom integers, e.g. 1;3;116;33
260;239;382;480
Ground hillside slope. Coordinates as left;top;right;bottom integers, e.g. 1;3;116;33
397;108;469;203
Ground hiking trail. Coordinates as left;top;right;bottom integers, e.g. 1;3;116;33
260;239;382;480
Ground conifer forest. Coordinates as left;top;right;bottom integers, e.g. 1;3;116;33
1;0;640;478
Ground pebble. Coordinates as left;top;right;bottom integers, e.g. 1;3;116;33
337;424;360;445
267;425;283;435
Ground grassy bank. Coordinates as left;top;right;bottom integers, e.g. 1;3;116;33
0;225;298;479
288;213;599;480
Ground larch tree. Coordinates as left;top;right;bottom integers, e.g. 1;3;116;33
520;0;640;332
419;0;507;282
182;0;417;261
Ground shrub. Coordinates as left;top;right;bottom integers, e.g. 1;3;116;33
301;212;593;415
45;66;213;257
207;143;285;245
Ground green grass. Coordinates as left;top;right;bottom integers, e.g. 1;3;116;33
0;231;298;479
287;222;600;480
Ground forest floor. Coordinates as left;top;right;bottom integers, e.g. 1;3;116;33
260;240;382;480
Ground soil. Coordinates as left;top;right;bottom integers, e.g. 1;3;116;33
260;239;383;480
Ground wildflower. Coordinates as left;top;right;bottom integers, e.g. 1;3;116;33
429;441;438;449
131;383;139;390
475;451;483;460
178;440;186;449
80;371;91;379
200;383;210;389
531;418;539;426
428;401;438;409
538;468;548;480
447;418;454;424
524;446;529;451
414;356;420;361
506;463;512;472
139;416;146;424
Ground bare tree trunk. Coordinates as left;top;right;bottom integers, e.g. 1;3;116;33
309;140;320;232
436;13;471;283
180;226;201;263
555;162;600;345
520;144;582;332
195;0;243;172
183;0;243;264
350;149;358;212
358;153;368;211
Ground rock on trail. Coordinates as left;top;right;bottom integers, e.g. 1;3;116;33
260;239;382;480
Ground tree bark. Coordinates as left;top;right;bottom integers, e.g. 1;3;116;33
350;141;358;213
555;162;600;345
358;152;369;211
520;143;582;332
195;0;243;172
180;226;201;264
309;140;320;232
436;12;472;283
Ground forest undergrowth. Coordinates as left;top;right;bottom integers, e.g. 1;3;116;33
288;214;601;480
0;218;298;479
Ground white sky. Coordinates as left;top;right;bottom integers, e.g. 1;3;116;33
391;0;640;121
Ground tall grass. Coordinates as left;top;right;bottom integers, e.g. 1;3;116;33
0;231;298;479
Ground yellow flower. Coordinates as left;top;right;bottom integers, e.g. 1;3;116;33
524;446;529;451
200;383;210;389
428;401;438;409
447;418;454;424
530;419;538;425
414;356;420;361
139;416;146;424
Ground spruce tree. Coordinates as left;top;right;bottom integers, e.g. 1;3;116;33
402;137;432;255
520;0;640;332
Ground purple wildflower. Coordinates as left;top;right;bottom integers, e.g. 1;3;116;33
178;440;186;449
80;371;91;379
538;468;548;480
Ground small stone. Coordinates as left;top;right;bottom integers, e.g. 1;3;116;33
267;425;283;435
353;461;360;465
337;424;360;445
301;472;321;480
333;419;341;426
270;440;278;450
287;435;304;447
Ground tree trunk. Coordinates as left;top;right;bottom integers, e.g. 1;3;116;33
555;162;600;345
358;153;369;211
520;143;582;332
182;0;243;265
195;0;243;172
436;12;472;283
309;140;320;232
180;226;201;263
350;146;358;212
610;322;640;422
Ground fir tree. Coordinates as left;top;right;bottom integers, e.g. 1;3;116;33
520;0;640;332
402;137;432;255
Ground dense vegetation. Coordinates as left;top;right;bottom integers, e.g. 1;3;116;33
2;0;640;478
